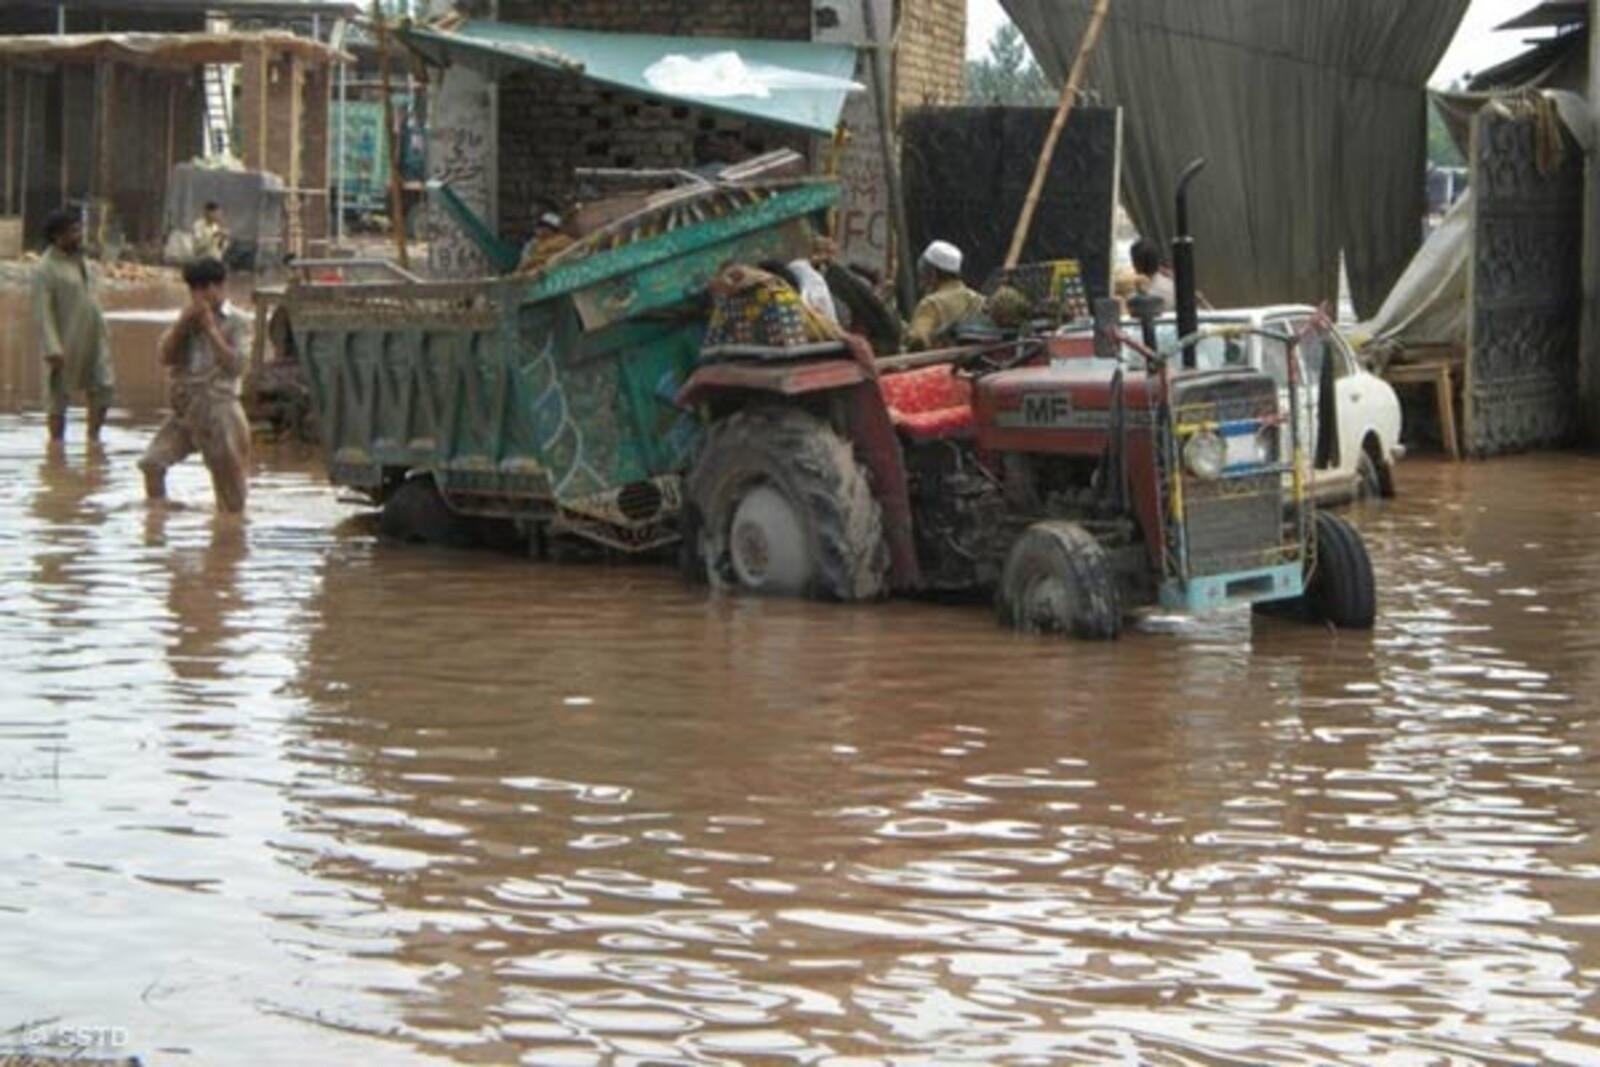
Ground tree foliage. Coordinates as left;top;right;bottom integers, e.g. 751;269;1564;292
1427;99;1464;169
964;23;1056;106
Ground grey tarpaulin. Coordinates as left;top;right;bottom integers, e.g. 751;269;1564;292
1000;0;1468;317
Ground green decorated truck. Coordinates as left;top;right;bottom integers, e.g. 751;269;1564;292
287;176;834;553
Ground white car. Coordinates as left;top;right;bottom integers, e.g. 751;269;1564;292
1055;305;1403;503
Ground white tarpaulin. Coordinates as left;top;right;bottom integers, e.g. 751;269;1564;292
1351;189;1471;353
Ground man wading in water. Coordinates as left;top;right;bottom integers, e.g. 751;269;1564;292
139;257;252;514
32;208;114;446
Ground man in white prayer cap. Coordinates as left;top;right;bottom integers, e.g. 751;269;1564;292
905;240;983;350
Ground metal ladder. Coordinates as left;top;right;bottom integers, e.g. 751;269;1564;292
201;16;235;159
202;63;234;158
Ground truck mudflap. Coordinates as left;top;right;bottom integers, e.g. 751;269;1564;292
677;338;921;590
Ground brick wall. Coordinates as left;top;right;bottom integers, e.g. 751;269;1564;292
894;0;966;110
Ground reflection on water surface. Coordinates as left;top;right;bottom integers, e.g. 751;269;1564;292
2;416;1599;1064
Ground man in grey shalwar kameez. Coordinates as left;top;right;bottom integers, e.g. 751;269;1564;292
32;208;114;444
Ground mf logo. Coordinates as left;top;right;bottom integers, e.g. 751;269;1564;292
1022;393;1073;427
995;392;1076;429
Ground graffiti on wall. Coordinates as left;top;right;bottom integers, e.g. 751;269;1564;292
427;72;495;279
813;0;892;280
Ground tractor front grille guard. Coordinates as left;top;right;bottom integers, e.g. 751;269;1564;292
1162;373;1304;584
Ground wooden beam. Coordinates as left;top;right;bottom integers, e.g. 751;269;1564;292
1005;0;1113;269
374;1;408;268
19;70;32;234
4;65;14;217
164;76;176;187
94;59;114;214
59;67;69;205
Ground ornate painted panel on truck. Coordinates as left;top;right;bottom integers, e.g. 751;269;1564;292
287;179;836;552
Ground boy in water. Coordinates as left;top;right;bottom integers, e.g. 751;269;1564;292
139;257;252;513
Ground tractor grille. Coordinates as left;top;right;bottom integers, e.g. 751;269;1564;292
1173;373;1278;423
1183;473;1285;576
1171;372;1289;578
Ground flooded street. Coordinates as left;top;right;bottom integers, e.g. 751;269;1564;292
3;413;1600;1065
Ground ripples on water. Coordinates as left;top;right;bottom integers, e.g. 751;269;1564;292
1;415;1599;1065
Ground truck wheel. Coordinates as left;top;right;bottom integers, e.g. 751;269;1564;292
688;406;886;600
1304;511;1376;628
380;477;476;547
997;521;1122;639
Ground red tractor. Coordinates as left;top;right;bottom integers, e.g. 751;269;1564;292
677;167;1375;638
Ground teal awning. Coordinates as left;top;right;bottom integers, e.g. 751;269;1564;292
399;20;860;135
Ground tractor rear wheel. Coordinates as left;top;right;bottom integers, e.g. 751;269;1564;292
687;406;887;601
997;521;1122;639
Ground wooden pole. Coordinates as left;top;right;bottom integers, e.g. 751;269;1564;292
20;71;32;236
862;0;915;317
164;77;176;185
1004;0;1112;269
95;60;114;222
375;1;410;269
4;65;13;217
59;67;70;207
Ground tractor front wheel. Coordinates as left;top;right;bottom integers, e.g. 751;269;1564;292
687;407;887;601
1303;511;1377;628
997;521;1122;639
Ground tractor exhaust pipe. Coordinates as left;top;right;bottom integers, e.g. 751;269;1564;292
1172;157;1206;369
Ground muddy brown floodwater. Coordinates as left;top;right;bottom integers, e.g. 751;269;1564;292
2;414;1599;1065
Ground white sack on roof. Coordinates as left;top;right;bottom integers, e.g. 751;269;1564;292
643;51;861;100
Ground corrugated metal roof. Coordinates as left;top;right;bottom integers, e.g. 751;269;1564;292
7;0;360;16
0;30;348;65
400;19;861;136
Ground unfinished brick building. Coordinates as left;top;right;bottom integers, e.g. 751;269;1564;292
483;0;968;241
0;2;350;255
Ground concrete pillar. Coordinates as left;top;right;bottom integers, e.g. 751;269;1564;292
424;0;497;278
813;0;894;282
1583;0;1600;442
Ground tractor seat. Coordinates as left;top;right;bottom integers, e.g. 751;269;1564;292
878;364;974;440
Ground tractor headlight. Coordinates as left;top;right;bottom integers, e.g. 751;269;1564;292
1183;430;1226;480
1255;425;1280;465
